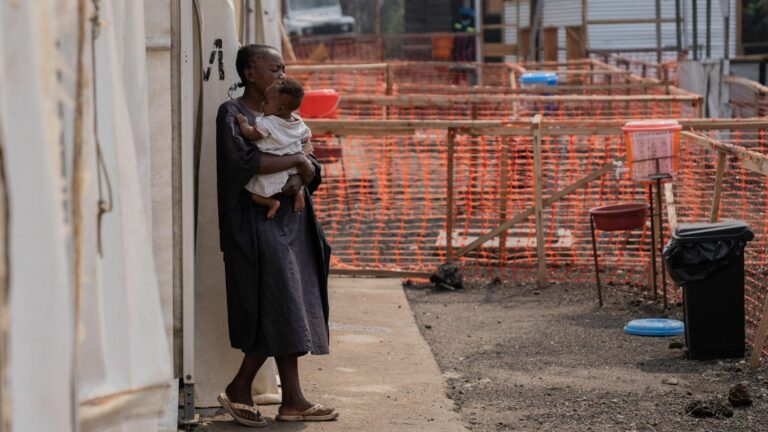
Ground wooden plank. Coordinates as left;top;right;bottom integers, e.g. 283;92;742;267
523;59;593;67
304;119;768;137
483;43;518;57
455;156;626;257
519;27;531;60
710;150;727;222
486;0;504;14
566;26;585;60
446;128;456;261
725;75;768;94
482;24;515;31
587;18;680;25
341;93;701;107
309;119;764;135
533;115;546;287
330;269;432;279
751;298;768;366
289;63;387;72
683;131;768;177
498;138;510;265
385;63;393;119
664;182;677;231
542;27;558;62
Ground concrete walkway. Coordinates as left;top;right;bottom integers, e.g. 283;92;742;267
202;277;465;432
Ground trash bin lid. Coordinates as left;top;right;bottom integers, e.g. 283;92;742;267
623;318;685;336
672;221;754;243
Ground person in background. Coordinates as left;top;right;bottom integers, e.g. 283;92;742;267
452;6;476;62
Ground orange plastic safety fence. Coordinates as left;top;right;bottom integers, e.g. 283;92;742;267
333;97;698;121
727;77;768;118
312;132;448;271
313;130;653;277
290;33;482;63
288;62;699;121
312;128;768;353
592;52;679;84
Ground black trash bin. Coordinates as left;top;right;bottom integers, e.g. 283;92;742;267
663;221;754;360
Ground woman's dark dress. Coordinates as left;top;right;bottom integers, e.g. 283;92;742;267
216;98;331;357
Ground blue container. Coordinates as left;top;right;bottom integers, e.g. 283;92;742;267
624;318;685;337
519;72;558;87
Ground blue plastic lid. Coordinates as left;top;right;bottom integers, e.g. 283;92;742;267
623;318;684;337
520;72;558;86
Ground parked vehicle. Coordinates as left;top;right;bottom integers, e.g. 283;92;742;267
284;0;355;36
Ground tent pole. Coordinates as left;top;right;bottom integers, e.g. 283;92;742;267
655;0;662;64
675;0;682;53
693;0;698;60
179;0;196;422
706;0;711;58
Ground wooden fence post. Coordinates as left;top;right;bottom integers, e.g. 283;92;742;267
532;115;546;287
446;128;456;261
499;138;510;266
751;301;768;367
385;64;393;119
710;150;727;222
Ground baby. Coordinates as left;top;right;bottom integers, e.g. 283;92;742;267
236;78;312;219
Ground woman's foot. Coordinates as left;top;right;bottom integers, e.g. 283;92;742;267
277;400;338;422
250;194;280;219
223;384;264;425
265;200;280;219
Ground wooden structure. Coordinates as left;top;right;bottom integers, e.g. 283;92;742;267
303;117;768;363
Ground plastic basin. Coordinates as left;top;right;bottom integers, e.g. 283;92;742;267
624;318;684;336
298;89;340;118
589;203;649;231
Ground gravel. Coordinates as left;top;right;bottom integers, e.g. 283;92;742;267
405;278;768;431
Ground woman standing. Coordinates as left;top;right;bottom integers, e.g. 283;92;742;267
215;44;336;427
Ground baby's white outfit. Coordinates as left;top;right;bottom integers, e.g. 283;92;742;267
244;114;311;197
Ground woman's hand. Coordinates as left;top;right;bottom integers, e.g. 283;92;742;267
294;155;316;185
282;155;315;195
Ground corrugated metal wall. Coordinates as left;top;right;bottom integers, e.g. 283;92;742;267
503;0;530;61
508;0;737;62
542;0;581;61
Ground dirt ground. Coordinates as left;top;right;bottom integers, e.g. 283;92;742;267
405;278;768;432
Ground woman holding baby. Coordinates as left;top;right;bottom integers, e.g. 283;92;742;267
214;44;336;427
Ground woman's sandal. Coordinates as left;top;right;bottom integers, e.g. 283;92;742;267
275;403;339;422
217;392;268;428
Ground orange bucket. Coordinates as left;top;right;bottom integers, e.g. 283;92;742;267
622;120;682;183
432;36;454;60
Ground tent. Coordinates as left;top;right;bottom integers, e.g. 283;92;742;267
0;1;172;431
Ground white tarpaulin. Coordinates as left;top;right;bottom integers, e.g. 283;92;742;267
77;1;172;431
1;0;172;431
0;1;76;431
679;59;731;119
193;0;280;407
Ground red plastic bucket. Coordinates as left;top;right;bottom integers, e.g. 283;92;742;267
622;120;681;183
298;89;340;118
589;203;649;231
